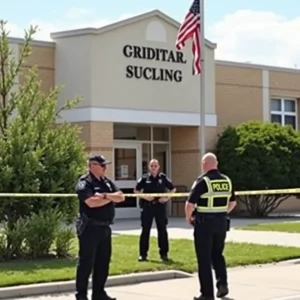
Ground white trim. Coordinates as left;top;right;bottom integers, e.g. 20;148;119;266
270;98;297;129
167;126;172;217
57;107;217;127
113;142;141;219
50;9;216;49
262;70;270;122
150;126;154;157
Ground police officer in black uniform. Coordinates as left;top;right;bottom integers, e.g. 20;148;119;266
185;152;236;300
134;159;176;262
75;155;125;300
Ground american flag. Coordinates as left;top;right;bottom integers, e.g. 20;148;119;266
175;0;201;75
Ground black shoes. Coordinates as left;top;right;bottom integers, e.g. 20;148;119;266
216;285;229;298
92;295;116;300
160;254;169;261
138;255;169;262
100;295;116;300
138;255;148;262
193;296;214;300
193;285;229;300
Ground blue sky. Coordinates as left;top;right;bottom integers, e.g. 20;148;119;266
2;0;299;29
1;0;300;68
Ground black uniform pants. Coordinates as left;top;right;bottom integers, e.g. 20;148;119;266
139;204;168;257
75;224;112;300
194;216;228;297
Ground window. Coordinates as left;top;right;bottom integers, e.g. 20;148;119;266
270;98;297;130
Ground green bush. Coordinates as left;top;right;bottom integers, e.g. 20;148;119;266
54;227;75;258
0;210;75;261
216;120;300;217
4;219;28;260
23;209;62;259
0;219;28;261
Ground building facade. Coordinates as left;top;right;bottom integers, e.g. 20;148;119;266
9;10;300;218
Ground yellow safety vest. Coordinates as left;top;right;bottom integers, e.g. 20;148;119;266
196;175;232;213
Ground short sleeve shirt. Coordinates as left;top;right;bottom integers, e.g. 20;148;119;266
75;172;120;222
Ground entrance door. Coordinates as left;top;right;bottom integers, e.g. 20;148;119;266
113;142;141;219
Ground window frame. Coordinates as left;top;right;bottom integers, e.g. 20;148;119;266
270;98;297;130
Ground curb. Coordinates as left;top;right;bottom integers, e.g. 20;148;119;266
0;270;192;299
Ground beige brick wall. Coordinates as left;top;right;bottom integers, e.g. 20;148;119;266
171;126;218;188
215;64;263;134
76;121;114;177
20;45;55;93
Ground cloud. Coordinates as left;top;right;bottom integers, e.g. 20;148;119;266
207;10;300;68
5;8;300;68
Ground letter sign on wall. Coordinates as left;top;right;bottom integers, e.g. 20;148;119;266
123;45;187;83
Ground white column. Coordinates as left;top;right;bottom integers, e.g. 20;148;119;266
262;69;270;122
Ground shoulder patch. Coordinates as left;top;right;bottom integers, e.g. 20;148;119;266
76;181;86;190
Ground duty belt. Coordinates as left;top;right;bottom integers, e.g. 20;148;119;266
89;218;111;226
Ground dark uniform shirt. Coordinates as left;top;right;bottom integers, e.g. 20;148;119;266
135;173;175;206
187;169;235;216
75;172;120;222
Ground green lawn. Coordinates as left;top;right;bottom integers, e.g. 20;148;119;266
236;221;300;233
1;235;300;288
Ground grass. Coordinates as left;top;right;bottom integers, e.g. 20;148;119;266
1;234;300;288
235;221;300;233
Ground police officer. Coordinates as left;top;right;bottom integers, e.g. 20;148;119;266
134;159;176;262
185;152;236;300
75;155;125;300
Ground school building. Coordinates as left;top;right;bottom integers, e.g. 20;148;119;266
9;10;300;218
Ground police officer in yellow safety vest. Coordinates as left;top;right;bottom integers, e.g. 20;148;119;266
185;152;236;300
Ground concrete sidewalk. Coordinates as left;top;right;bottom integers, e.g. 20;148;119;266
10;261;300;300
113;227;300;248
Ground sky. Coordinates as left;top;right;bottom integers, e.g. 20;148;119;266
1;0;300;68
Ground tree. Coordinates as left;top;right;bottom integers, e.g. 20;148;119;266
0;20;87;230
215;120;300;217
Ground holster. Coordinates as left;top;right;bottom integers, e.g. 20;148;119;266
75;213;89;237
226;217;231;231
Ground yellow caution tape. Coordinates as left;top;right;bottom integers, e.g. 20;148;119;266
0;188;299;198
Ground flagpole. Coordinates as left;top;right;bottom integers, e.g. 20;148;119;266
199;0;206;160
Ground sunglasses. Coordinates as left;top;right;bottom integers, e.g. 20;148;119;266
92;163;106;167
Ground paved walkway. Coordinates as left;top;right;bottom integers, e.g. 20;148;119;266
11;262;300;300
112;217;300;248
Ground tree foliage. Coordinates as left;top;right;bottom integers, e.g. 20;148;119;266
216;120;300;217
0;20;87;228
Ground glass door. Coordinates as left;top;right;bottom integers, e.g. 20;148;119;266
113;142;142;219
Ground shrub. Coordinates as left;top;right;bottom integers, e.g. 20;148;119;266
216;121;300;217
23;209;62;259
54;226;75;258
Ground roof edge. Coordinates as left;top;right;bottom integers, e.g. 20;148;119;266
50;9;217;49
8;37;55;47
216;60;300;73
